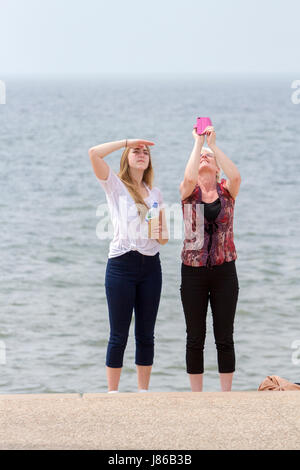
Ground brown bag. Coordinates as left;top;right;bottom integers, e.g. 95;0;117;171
258;375;300;391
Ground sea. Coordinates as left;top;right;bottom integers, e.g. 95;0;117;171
1;73;300;393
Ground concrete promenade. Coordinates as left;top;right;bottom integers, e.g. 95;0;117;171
0;391;300;450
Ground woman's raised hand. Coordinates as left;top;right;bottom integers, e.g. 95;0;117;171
126;139;155;148
205;126;216;148
192;128;205;146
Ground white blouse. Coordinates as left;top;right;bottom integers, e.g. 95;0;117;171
98;166;164;258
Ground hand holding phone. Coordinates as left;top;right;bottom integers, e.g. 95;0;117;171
194;117;212;135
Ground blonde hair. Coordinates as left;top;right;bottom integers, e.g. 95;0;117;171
118;146;154;221
201;146;221;183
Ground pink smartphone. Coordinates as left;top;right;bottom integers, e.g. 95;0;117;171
194;117;212;135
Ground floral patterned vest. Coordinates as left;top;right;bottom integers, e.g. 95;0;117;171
181;178;237;268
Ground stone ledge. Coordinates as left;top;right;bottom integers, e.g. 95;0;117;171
0;391;300;450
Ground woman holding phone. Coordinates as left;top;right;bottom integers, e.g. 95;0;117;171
89;139;169;393
179;125;241;392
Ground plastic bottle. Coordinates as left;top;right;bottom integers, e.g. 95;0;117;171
145;201;159;222
145;202;160;238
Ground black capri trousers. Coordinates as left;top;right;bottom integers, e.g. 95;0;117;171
180;260;239;374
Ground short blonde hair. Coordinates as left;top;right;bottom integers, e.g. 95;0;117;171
201;147;221;183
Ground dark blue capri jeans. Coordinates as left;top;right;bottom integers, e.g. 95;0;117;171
105;250;162;368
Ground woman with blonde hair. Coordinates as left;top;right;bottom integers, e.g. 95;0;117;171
89;139;168;393
180;126;241;392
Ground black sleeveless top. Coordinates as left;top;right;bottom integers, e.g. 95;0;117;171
201;198;221;263
202;197;221;222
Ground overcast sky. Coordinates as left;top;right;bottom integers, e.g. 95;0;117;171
1;0;299;77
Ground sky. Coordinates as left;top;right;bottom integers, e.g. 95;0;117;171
0;0;299;77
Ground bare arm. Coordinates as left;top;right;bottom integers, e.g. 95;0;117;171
179;129;205;200
207;128;241;199
88;138;155;181
88;140;126;180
